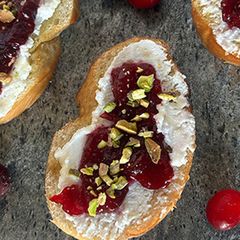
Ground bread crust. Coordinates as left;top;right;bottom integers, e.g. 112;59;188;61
0;0;79;124
191;0;240;66
46;37;196;240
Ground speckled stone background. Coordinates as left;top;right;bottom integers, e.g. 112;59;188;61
0;0;239;239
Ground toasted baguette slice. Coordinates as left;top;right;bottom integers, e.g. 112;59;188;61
0;0;79;124
192;0;240;66
45;37;196;240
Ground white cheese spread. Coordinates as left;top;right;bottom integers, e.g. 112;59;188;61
0;0;60;118
197;0;240;57
54;40;196;240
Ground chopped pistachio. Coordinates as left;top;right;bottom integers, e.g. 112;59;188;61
101;175;113;186
140;113;150;119
116;120;137;134
110;128;122;141
131;115;142;122
121;109;127;114
137;74;154;92
0;9;15;23
98;192;107;206
95;177;102;186
131;112;150;122
88;199;99;217
139;99;150;108
131;89;146;100
138;131;154;138
111;176;128;190
145;138;162;164
93;164;98;170
90;190;98;197
120;147;133;164
127;100;139;108
103;102;117;113
99;163;109;177
158;93;176;101
97;140;107;149
106;187;116;199
68;169;81;178
80;167;94;176
87;186;93;191
136;67;144;73
110;160;120;176
112;140;120;148
126;137;140;148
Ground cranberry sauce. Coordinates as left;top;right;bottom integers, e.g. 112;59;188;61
50;62;174;216
221;0;240;28
0;0;40;74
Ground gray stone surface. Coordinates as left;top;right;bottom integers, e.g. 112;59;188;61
0;0;239;239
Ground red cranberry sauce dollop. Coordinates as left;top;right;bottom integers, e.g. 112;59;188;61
221;0;240;28
50;62;174;216
0;0;40;74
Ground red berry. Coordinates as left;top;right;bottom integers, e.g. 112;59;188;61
206;189;240;231
128;0;160;9
221;0;240;28
0;164;10;197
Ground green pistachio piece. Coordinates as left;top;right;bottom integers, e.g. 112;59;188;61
131;112;150;122
110;160;120;176
126;137;140;148
121;109;127;114
101;175;113;186
111;176;128;190
80;167;94;176
87;186;93;191
131;89;146;100
98;192;107;206
110;128;122;141
116;120;137;135
99;163;109;177
88;199;99;217
139;99;150;108
95;177;102;187
158;93;176;101
136;67;144;73
120;147;133;164
90;190;97;197
145;138;162;164
106;187;116;199
137;74;154;92
103;102;117;113
131;115;142;122
127;100;139;108
97;140;107;149
68;169;81;178
138;131;154;138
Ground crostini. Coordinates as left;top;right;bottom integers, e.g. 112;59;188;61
0;0;79;124
192;0;240;65
45;37;196;240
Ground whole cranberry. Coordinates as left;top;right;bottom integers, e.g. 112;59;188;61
0;164;10;197
128;0;160;9
206;189;240;231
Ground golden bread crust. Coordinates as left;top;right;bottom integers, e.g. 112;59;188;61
191;0;240;66
0;38;61;124
46;37;195;240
